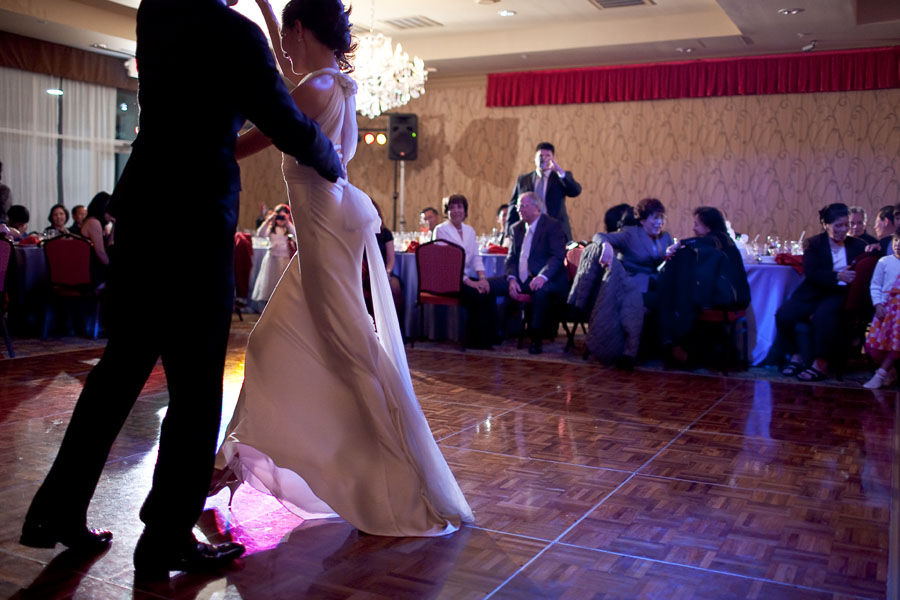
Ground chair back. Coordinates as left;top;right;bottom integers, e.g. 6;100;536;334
845;253;880;313
415;240;465;299
0;239;12;293
565;246;584;282
44;236;92;287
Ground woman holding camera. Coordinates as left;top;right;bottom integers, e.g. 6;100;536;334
251;203;296;305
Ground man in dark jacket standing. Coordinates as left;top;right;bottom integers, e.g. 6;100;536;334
20;0;343;580
506;142;582;242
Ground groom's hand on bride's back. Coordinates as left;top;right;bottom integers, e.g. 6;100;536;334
314;147;344;183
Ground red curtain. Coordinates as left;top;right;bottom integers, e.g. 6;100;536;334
486;46;900;107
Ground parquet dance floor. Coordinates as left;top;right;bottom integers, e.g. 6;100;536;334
0;328;897;599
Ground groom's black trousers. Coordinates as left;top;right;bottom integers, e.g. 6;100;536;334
25;191;238;545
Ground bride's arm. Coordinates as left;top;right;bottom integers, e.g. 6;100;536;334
255;0;302;87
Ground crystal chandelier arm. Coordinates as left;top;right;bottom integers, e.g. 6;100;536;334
255;0;303;87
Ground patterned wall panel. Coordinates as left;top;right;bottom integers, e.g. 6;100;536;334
239;82;900;246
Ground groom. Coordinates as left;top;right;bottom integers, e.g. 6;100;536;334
20;0;343;580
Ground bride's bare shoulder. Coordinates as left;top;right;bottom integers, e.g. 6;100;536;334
289;71;336;117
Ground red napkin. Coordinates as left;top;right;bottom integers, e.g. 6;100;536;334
775;253;803;274
487;244;508;255
405;240;420;254
19;234;42;246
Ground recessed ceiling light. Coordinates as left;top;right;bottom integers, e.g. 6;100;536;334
426;67;438;72
91;43;108;50
777;8;804;16
676;47;695;54
498;10;516;17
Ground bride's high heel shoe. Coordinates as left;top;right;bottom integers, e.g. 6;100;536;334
208;466;241;506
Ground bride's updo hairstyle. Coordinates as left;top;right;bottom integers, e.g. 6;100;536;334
282;0;357;73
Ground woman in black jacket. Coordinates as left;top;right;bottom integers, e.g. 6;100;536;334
776;203;867;381
656;206;750;364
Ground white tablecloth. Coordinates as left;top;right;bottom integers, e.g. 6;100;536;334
745;263;803;365
393;251;508;340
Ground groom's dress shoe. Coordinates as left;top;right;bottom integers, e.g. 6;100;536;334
134;540;245;581
20;522;113;553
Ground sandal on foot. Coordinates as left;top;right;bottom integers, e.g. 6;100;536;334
781;361;804;376
797;367;826;382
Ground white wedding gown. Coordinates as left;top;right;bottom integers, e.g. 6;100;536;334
216;69;474;536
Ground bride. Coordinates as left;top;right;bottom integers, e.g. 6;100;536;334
211;0;474;536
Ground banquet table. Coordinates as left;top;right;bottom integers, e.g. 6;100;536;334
744;262;804;365
391;252;804;361
7;245;48;333
393;251;508;341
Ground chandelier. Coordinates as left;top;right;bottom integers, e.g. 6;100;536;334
352;32;427;119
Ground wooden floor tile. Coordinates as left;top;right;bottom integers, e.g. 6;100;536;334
641;431;892;505
441;411;681;470
562;475;889;598
491;545;840;599
441;447;629;539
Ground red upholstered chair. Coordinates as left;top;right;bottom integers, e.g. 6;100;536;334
42;236;103;339
560;245;588;353
413;239;465;348
0;239;14;357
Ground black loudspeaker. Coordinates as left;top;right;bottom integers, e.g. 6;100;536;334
387;113;418;161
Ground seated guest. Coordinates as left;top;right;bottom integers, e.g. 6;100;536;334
491;192;568;354
363;200;403;322
69;204;87;236
433;194;494;348
862;232;900;389
495;204;511;247
592;197;676;369
1;205;30;242
849;206;877;245
81;192;115;285
869;205;897;255
251;204;296;305
603;203;637;233
43;204;70;238
656;206;751;363
567;204;638;316
420;206;439;236
776;203;867;381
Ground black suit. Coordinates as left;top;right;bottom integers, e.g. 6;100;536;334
25;0;342;549
775;232;867;363
490;215;569;341
507;171;582;241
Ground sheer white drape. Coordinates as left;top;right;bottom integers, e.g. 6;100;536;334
0;66;59;230
0;67;117;229
61;78;116;210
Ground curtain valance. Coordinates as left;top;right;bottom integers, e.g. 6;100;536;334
486;46;900;107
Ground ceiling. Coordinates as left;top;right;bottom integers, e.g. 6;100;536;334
2;0;900;79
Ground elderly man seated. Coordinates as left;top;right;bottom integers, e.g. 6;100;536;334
488;192;569;354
